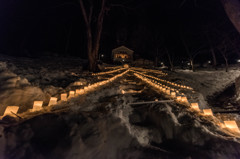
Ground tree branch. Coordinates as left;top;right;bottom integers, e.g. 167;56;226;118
79;0;89;26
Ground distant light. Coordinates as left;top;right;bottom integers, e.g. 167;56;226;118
101;54;104;57
208;60;211;64
161;62;164;65
237;59;240;63
187;63;190;66
123;64;129;68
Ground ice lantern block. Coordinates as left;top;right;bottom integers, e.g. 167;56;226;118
191;103;200;111
166;90;170;95
181;97;188;103
171;92;176;97
61;93;67;101
48;97;58;106
76;89;84;95
3;106;19;117
224;121;240;133
176;96;182;101
203;109;213;116
68;91;75;99
33;101;43;111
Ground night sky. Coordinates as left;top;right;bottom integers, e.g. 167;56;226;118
0;0;239;64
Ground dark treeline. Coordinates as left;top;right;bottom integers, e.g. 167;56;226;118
0;0;239;70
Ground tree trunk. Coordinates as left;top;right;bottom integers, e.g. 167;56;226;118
79;0;106;72
224;57;229;72
167;52;174;71
221;0;240;34
190;59;195;72
210;47;217;70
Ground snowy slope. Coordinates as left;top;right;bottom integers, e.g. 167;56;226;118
165;69;240;108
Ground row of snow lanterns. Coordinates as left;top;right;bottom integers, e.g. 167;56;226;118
131;67;167;76
104;66;122;70
92;67;126;76
0;69;130;119
134;72;240;134
131;69;193;91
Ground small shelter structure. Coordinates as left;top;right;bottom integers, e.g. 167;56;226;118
112;46;134;63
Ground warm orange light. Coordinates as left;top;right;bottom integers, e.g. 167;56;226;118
3;106;19;116
123;64;129;68
171;92;176;97
203;109;213;116
61;93;67;101
191;103;200;111
33;101;43;111
74;81;83;86
76;89;84;95
177;96;182;101
48;97;58;106
165;90;170;95
224;121;240;133
181;97;188;103
68;91;75;99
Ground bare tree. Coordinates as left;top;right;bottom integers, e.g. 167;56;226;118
166;49;174;71
216;30;240;72
217;39;229;72
181;37;205;72
79;0;107;72
204;32;217;70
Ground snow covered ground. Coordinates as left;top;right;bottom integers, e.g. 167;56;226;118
165;68;240;109
1;55;240;159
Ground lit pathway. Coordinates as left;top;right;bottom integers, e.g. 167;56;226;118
1;66;240;137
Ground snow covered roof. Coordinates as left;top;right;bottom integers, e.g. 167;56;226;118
112;46;134;56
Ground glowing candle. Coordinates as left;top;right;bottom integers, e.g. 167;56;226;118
181;97;188;103
68;91;75;99
61;93;67;101
171;92;176;97
166;90;170;95
203;109;213;116
224;121;240;133
177;96;182;101
48;97;58;106
76;89;84;95
191;103;200;111
33;101;43;111
74;81;83;86
3;106;19;116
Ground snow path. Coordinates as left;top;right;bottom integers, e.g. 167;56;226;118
1;67;240;158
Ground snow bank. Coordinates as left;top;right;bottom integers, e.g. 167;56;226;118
0;55;88;115
236;76;240;102
166;69;240;107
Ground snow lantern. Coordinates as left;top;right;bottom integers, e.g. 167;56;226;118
68;91;75;99
124;64;129;68
224;121;240;133
3;106;19;117
181;97;188;104
203;109;213;116
171;92;176;97
166;90;170;95
162;88;166;92
76;89;84;95
177;96;182;101
61;93;67;101
33;101;43;111
48;97;58;106
74;81;83;86
190;103;200;111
